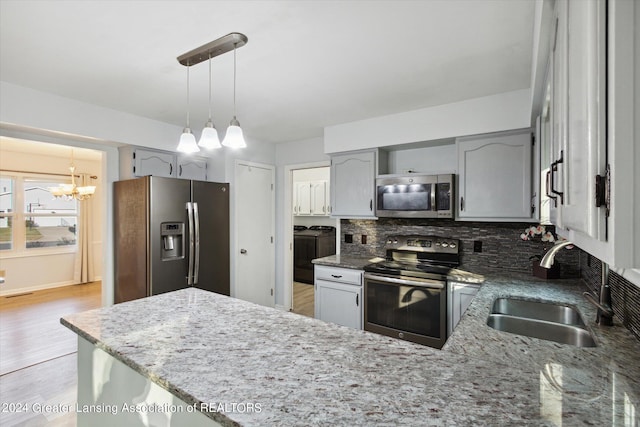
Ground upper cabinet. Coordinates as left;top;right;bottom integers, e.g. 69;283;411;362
546;0;607;241
456;129;535;221
310;180;329;215
177;156;208;181
119;146;210;182
330;150;380;218
130;148;176;178
535;0;640;268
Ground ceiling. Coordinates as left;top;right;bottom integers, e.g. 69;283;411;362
0;0;535;145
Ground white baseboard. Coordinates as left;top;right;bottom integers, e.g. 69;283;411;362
274;304;289;312
0;277;101;297
0;280;76;297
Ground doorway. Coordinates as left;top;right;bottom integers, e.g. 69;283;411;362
234;160;275;307
289;165;338;318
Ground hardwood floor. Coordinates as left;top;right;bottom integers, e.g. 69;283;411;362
0;283;101;427
292;281;314;318
0;282;101;374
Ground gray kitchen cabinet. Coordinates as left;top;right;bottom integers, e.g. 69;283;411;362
330;150;377;218
447;282;480;336
314;265;363;330
536;0;640;269
456;128;534;221
177;156;208;181
119;146;176;179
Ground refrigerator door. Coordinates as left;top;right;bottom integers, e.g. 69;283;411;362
192;181;230;295
114;177;150;303
150;176;191;295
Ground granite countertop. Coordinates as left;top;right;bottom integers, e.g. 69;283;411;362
62;270;640;426
311;254;383;270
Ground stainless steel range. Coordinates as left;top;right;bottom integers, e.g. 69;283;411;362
363;235;460;349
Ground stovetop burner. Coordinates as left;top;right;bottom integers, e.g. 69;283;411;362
363;235;460;280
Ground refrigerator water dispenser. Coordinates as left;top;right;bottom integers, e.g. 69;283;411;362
161;222;184;260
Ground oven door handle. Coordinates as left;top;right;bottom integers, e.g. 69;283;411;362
364;273;445;289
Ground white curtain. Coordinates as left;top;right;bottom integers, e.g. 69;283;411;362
74;173;95;284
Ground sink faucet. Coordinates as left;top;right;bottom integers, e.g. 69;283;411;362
582;262;615;326
539;240;573;268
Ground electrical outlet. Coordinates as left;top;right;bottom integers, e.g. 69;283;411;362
361;235;367;244
345;234;353;243
473;241;483;253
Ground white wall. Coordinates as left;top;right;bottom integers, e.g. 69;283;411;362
324;89;531;153
0;81;182;150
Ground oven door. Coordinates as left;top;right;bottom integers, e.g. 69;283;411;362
363;273;447;349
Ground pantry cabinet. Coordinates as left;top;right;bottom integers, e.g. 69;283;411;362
456;129;534;221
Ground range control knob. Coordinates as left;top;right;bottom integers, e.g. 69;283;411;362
442;242;449;248
450;243;457;248
387;239;393;244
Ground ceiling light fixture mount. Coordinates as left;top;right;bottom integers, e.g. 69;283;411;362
177;33;247;67
176;33;248;154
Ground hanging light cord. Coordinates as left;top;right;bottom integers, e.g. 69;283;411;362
186;62;191;128
233;44;237;117
207;54;212;120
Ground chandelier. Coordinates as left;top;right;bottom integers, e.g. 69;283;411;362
48;151;96;201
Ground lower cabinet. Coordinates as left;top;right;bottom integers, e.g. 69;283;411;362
314;265;363;330
447;282;481;336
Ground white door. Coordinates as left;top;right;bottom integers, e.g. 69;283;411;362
235;161;275;307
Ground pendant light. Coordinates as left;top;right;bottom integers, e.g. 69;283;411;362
176;33;247;152
177;62;200;154
222;43;247;149
198;54;221;149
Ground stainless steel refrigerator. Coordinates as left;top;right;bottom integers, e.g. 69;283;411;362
114;176;230;303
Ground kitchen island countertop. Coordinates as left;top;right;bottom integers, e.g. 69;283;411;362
62;273;640;426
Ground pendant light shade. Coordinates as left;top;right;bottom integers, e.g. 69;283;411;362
198;121;221;149
177;128;200;153
222;43;247;149
177;62;200;154
222;117;246;148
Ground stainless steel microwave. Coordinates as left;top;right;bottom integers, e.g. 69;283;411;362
375;174;455;218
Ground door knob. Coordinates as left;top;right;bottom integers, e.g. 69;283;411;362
240;249;247;254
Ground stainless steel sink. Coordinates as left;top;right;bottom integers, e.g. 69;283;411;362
486;297;597;347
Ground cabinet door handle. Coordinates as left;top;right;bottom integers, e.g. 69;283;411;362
179;165;183;176
369;199;373;211
549;150;564;205
356;294;359;307
545;170;558;206
169;163;173;176
460;197;464;211
331;274;342;279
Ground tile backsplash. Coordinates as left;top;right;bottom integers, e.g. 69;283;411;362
340;219;580;277
580;252;640;341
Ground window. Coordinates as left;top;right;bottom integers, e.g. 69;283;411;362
0;177;14;250
0;174;78;253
